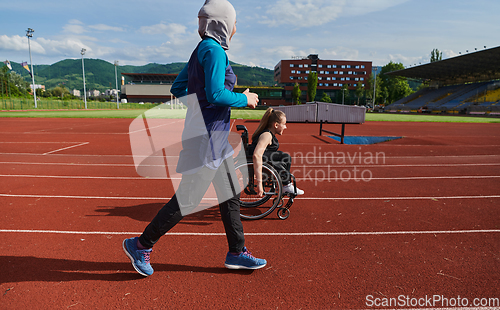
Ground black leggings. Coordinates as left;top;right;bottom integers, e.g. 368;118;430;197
139;156;245;253
263;150;292;186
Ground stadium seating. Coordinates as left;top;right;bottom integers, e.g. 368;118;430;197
386;81;500;114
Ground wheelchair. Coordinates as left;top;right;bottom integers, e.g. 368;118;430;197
234;125;297;220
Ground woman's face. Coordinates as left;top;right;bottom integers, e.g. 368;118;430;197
274;117;287;135
230;22;237;41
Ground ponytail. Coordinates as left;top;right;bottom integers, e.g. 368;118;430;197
251;107;285;142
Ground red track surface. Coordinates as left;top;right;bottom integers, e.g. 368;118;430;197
0;117;499;309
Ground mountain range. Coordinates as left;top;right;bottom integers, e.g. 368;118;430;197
2;59;275;92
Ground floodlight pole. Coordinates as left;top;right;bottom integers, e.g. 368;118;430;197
26;28;37;108
114;60;119;109
372;67;377;107
81;48;87;109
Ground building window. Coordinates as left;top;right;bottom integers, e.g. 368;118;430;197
306;70;310;74
360;78;364;81
355;65;360;69
348;71;352;75
347;65;351;68
332;65;337;68
319;83;323;86
291;70;295;73
318;77;323;80
320;71;324;74
290;64;294;67
327;77;331;81
327;65;332;68
346;77;350;81
339;71;343;75
332;77;336;81
333;83;338;86
341;77;345;81
299;64;303;68
362;84;365;87
304;64;308;68
318;64;323;68
325;71;329;74
341;65;346;69
325;83;329;87
334;71;338;74
297;71;301;74
361;65;365;68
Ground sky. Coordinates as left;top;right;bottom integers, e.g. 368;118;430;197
0;0;498;70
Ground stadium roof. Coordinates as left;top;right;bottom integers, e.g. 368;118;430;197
121;73;178;83
386;46;500;85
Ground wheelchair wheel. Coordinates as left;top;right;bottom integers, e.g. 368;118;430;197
234;161;283;220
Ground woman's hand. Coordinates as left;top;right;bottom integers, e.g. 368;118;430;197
244;88;259;109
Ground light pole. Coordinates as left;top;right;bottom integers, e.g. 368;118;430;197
26;28;37;108
81;48;87;109
114;60;119;109
372;67;378;108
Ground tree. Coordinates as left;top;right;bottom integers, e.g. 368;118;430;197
340;83;350;104
320;92;332;103
292;83;301;105
377;61;414;105
307;71;318;102
430;48;443;62
355;82;365;105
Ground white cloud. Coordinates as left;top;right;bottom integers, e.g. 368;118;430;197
261;0;408;27
0;35;45;54
139;23;187;38
88;24;124;32
63;23;87;34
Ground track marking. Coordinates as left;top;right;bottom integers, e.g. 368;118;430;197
0;174;498;181
0;161;499;168
0;229;499;236
42;142;89;155
0;174;179;180
1;193;499;200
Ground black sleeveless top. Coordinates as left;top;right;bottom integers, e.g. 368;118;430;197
248;129;279;155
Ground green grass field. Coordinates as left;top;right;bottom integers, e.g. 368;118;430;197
0;108;498;123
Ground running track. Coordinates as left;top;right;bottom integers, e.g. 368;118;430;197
0;117;499;309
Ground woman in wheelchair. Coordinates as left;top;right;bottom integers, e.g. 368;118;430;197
248;108;305;197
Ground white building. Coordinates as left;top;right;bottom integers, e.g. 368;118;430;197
87;90;100;97
72;89;81;97
105;89;118;97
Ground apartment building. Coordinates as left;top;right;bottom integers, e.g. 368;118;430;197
274;54;372;102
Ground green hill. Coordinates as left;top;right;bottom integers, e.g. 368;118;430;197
2;59;275;92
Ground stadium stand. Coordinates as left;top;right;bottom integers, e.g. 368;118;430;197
386;46;500;115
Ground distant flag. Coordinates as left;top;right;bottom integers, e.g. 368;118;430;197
21;61;32;77
3;60;12;70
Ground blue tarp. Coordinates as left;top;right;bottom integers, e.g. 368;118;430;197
328;136;403;145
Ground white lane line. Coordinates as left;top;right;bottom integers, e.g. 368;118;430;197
1;174;498;181
0;161;499;168
0;174;173;180
0;193;170;200
42;142;90;155
1;193;499;201
0;229;499;236
0;142;86;144
294;195;500;200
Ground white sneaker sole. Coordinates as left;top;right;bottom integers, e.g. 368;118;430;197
224;262;267;270
122;239;150;277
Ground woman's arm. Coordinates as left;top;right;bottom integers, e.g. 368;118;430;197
170;64;188;98
198;40;254;108
252;132;272;197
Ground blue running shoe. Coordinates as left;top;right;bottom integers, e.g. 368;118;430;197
122;237;154;276
225;247;267;270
